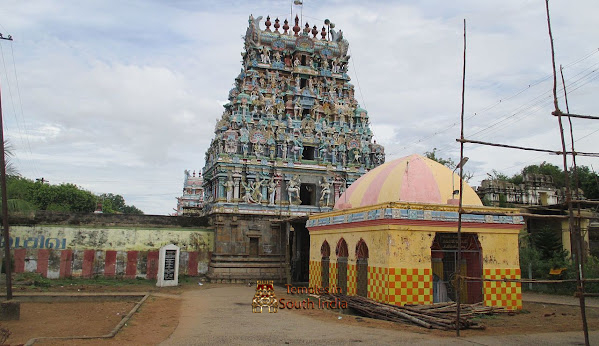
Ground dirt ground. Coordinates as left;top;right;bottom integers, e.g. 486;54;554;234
2;294;181;345
3;282;598;345
275;289;599;337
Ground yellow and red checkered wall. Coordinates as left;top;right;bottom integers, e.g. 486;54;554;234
347;264;357;296
309;260;522;310
309;260;321;288
483;268;522;310
388;268;432;305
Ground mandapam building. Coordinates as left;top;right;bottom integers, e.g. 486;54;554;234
307;154;524;310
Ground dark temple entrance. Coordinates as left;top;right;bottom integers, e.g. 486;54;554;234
290;221;310;283
356;238;369;297
321;240;330;288
431;233;482;304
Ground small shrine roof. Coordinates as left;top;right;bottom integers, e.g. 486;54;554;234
334;154;483;210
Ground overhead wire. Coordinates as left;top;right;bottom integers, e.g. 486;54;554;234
9;42;40;178
412;57;599;157
386;49;599;157
0;40;27;175
0;32;41;178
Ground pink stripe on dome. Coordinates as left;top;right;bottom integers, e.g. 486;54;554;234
399;156;442;203
360;159;405;207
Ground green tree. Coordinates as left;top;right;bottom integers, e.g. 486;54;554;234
510;174;523;185
530;226;568;263
488;169;510;181
99;193;143;214
3;175;143;214
424;148;456;169
572;165;599;200
122;204;144;215
425;148;474;182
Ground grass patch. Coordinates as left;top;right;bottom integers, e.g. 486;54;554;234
14;272;157;289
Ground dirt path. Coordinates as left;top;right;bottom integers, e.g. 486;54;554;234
161;284;599;346
523;291;599;307
160;285;454;345
5;282;599;345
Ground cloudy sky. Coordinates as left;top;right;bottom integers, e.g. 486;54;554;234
0;0;597;215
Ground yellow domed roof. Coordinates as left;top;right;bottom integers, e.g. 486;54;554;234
335;154;482;210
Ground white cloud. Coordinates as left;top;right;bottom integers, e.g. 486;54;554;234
0;0;597;214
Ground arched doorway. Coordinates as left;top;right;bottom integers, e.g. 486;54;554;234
321;240;330;289
431;233;482;304
336;238;348;294
356;238;369;297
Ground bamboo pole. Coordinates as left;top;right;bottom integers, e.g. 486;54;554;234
544;1;589;344
456;18;467;337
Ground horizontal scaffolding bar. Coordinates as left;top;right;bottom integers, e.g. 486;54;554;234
553;111;599;120
457;138;599;157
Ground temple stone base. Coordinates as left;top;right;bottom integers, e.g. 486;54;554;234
207;254;285;283
206;213;286;283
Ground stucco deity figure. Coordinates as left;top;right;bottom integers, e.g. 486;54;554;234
225;176;234;202
251;177;268;203
241;179;253;203
301;114;315;135
331;146;338;165
264;98;273;114
339;143;347;166
261;46;271;64
318;141;329;163
294;98;302;119
268;178;277;205
351;147;361;163
331;58;339;73
362;143;371;167
293;56;300;67
273;50;281;62
285;96;294;115
287;175;301;205
254;142;263;157
281;141;288;160
319;177;331;206
276;98;285;116
291;137;303;161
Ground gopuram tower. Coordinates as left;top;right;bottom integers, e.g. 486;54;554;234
200;14;384;283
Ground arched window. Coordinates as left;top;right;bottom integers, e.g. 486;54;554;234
336;238;348;257
321;240;330;288
355;238;369;297
336;238;348;294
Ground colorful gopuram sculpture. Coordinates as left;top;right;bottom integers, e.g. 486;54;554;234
202;14;384;211
199;14;385;282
